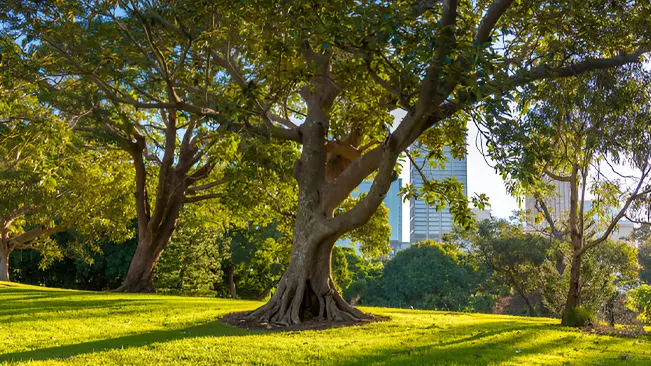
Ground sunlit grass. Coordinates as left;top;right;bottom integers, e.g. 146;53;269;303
1;281;650;365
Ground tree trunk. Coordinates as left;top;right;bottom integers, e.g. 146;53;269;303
561;252;582;325
514;286;535;316
247;232;371;325
228;264;237;299
0;243;9;282
115;236;167;292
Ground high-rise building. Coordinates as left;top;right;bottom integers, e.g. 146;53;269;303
337;178;404;251
410;146;468;243
357;178;402;242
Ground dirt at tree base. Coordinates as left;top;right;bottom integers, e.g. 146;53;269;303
220;311;390;332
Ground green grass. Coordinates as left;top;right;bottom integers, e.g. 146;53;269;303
1;282;650;365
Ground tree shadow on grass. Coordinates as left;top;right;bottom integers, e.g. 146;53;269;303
332;322;650;365
0;321;254;362
0;299;157;322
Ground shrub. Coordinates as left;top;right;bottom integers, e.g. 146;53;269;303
626;285;651;324
563;306;596;327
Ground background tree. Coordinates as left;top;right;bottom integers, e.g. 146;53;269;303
631;224;651;284
539;239;639;319
0;1;302;292
376;241;496;312
483;69;651;324
626;284;651;325
154;224;222;296
9;228;138;290
336;247;384;306
471;219;552;316
330;246;352;295
0;38;134;281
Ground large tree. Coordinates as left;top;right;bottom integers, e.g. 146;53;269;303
1;1;302;291
239;0;651;325
5;0;651;323
483;69;651;324
0;38;134;282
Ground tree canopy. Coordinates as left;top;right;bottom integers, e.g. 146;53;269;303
2;0;651;325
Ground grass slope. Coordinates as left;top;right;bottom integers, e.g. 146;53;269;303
1;282;650;365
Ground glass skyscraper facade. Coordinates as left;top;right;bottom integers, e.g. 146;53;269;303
410;146;467;243
357;179;402;242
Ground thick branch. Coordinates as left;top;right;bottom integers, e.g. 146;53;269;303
543;168;572;182
510;48;651;87
183;193;225;203
474;0;515;44
8;225;63;249
186;179;227;194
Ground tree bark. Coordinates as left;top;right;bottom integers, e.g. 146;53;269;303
228;264;237;299
561;252;582;324
0;242;10;282
513;285;535;316
115;235;168;292
561;166;582;326
247;231;371;325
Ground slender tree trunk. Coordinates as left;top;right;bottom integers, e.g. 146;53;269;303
248;226;370;325
0;242;10;282
561;166;583;326
115;235;168;292
513;285;535;316
228;264;237;299
561;252;582;324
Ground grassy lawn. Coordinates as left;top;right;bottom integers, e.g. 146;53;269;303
1;281;650;365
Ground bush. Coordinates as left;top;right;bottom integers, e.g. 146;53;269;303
563;306;596;327
369;241;498;312
626;285;651;324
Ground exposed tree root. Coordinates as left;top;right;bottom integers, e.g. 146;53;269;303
247;275;373;326
113;279;155;293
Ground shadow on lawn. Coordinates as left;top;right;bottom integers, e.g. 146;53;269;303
333;322;647;366
0;321;252;362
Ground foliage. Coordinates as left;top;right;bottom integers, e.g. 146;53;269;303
2;283;651;365
470;219;552;315
9;230;137;290
0;42;135;277
336;196;392;259
214;223;291;300
632;225;651;284
154;226;222;296
330;246;352;295
374;241;496;312
333;246;384;305
626;285;651;324
541;240;639;316
562;306;596;328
